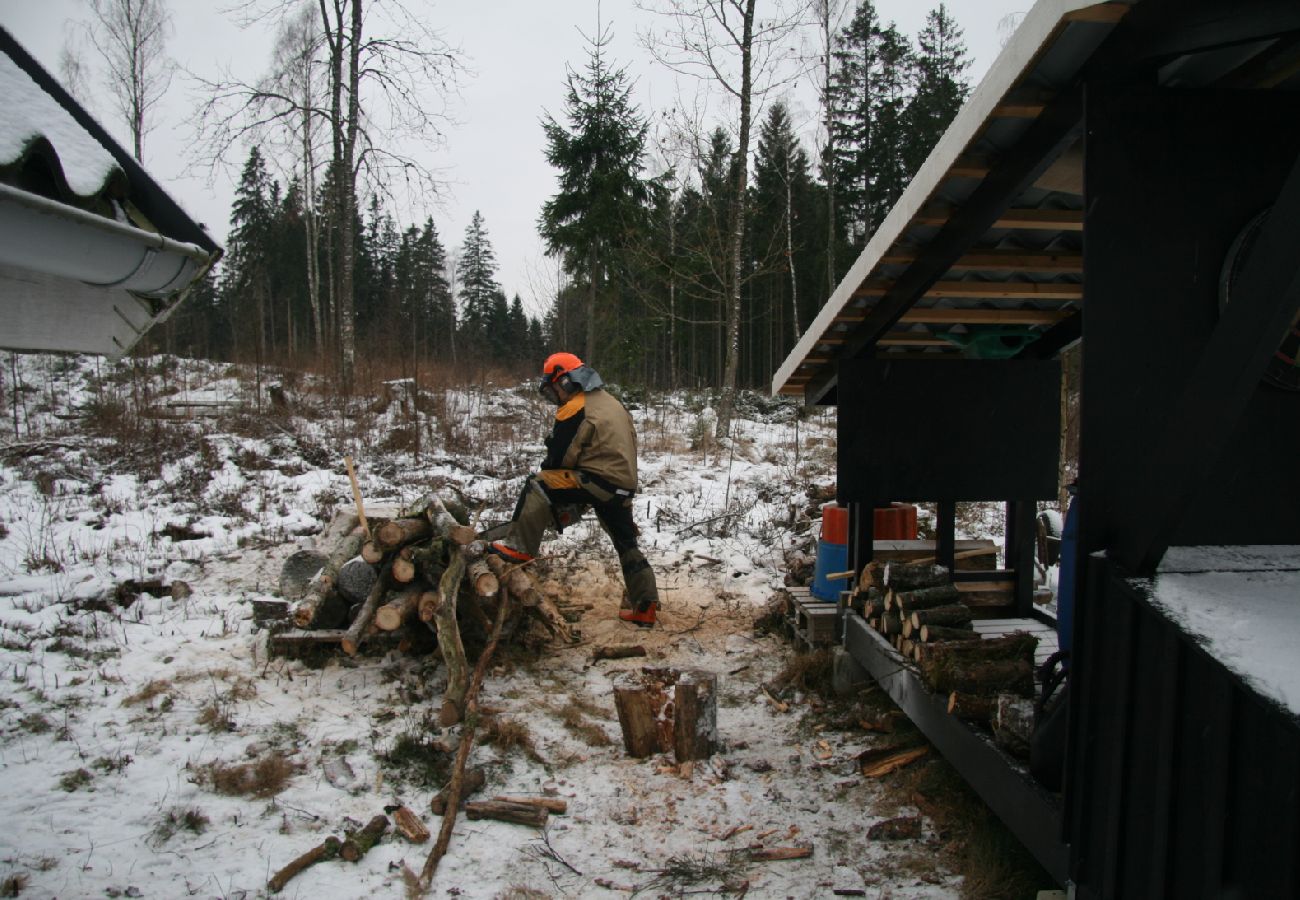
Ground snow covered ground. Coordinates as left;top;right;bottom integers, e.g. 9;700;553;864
0;354;968;899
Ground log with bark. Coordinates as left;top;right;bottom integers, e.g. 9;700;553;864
430;767;487;815
876;561;951;592
893;584;961;616
880;611;903;637
374;585;423;632
484;554;575;642
947;690;995;722
992;692;1036;759
592;644;647;662
267;835;341;893
492;795;568;814
341;570;392;656
374;516;432;551
919;624;980;644
612;667;718;762
291;515;366;628
464;800;549;827
914;631;1037;666
921;657;1035;698
909;604;973;631
390;546;417;584
339;814;389;862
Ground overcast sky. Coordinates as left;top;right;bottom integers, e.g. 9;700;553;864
2;0;1028;317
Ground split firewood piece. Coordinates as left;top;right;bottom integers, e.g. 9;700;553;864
430;767;486;815
339;814;390;862
894;584;960;617
592;644;647;662
491;795;568;814
390;546;417;584
375;585;423;632
721;823;754;840
483;554;575;642
867;814;922;841
919;624;980;644
391;806;430;843
909;603;972;630
341;570;392;656
267;835;341;893
749;845;813;861
292;522;366;628
612;667;717;762
947;691;994;722
374;516;432;551
464;800;550;827
858;711;901;734
858;744;929;778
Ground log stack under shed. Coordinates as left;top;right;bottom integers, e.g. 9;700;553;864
855;558;1041;759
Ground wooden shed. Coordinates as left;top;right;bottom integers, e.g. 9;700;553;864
774;0;1300;895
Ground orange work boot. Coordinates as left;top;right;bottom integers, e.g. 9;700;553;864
618;600;658;628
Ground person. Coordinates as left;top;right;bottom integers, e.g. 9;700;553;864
490;352;660;627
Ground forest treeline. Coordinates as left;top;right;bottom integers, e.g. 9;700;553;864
155;0;973;396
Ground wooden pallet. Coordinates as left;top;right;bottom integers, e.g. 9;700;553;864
791;596;839;649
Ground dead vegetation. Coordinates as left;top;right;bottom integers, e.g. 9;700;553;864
199;752;296;798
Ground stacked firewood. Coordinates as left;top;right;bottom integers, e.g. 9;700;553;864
858;558;1039;758
274;492;576;725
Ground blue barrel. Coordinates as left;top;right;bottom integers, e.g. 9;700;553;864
811;538;848;601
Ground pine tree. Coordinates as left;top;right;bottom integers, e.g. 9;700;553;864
903;3;971;176
456;211;501;362
539;21;653;363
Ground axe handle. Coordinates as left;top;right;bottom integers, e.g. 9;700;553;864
344;455;370;540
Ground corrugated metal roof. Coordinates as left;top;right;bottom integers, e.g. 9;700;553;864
772;0;1300;403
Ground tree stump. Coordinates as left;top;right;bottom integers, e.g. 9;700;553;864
612;667;718;762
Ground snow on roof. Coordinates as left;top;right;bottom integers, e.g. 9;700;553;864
0;50;120;199
1142;546;1300;718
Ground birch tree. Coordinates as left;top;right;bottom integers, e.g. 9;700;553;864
86;0;174;162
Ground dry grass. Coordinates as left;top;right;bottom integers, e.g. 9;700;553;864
480;715;547;762
151;806;210;845
1;872;29;897
201;752;296;798
554;701;613;748
773;648;835;695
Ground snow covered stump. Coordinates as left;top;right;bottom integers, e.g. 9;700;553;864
612;667;718;762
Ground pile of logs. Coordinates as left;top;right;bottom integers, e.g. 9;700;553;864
273;492;577;725
857;558;1040;759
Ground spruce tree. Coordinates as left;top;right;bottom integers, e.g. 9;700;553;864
226;146;276;363
456;211;502;362
539;22;653;363
904;3;971;177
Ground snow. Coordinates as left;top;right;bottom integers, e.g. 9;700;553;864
0;50;121;199
1139;545;1300;717
0;353;973;898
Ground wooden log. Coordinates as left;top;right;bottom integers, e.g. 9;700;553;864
417;590;441;623
430;767;486;815
339;814;389;862
992;693;1036;758
749;845;813;861
269;628;347;654
390;546;416;584
250;598;291;626
484;554;575;642
880;561;950;591
880;611;903;636
612;667;718;762
336;556;378;603
375;585;422;631
901;617;915;639
432;551;469;724
410;540;449;585
375;516;433;550
947;691;994;722
267;835;341;893
466;557;499;598
464;800;549;828
909;604;972;630
292;523;366;628
919;624;980;644
392;806;430;844
341;571;391;656
915;631;1037;665
900;639;915;659
360;540;386;565
862;587;885;619
419;587;516;889
922;657;1035;697
894;584;961;617
492;796;568;815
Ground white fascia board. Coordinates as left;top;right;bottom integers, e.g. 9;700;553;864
771;0;1102;399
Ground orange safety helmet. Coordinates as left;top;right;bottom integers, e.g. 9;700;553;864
541;352;583;380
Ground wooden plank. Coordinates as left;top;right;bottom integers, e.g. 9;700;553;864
855;279;1083;301
1063;2;1132;24
913;207;1084;231
879;248;1084;273
899;308;1071;326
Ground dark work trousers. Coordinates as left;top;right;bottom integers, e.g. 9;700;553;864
505;472;659;610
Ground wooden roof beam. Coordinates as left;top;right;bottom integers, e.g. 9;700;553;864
914;207;1085;231
899;308;1072;326
854;280;1084;301
880;248;1084;273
